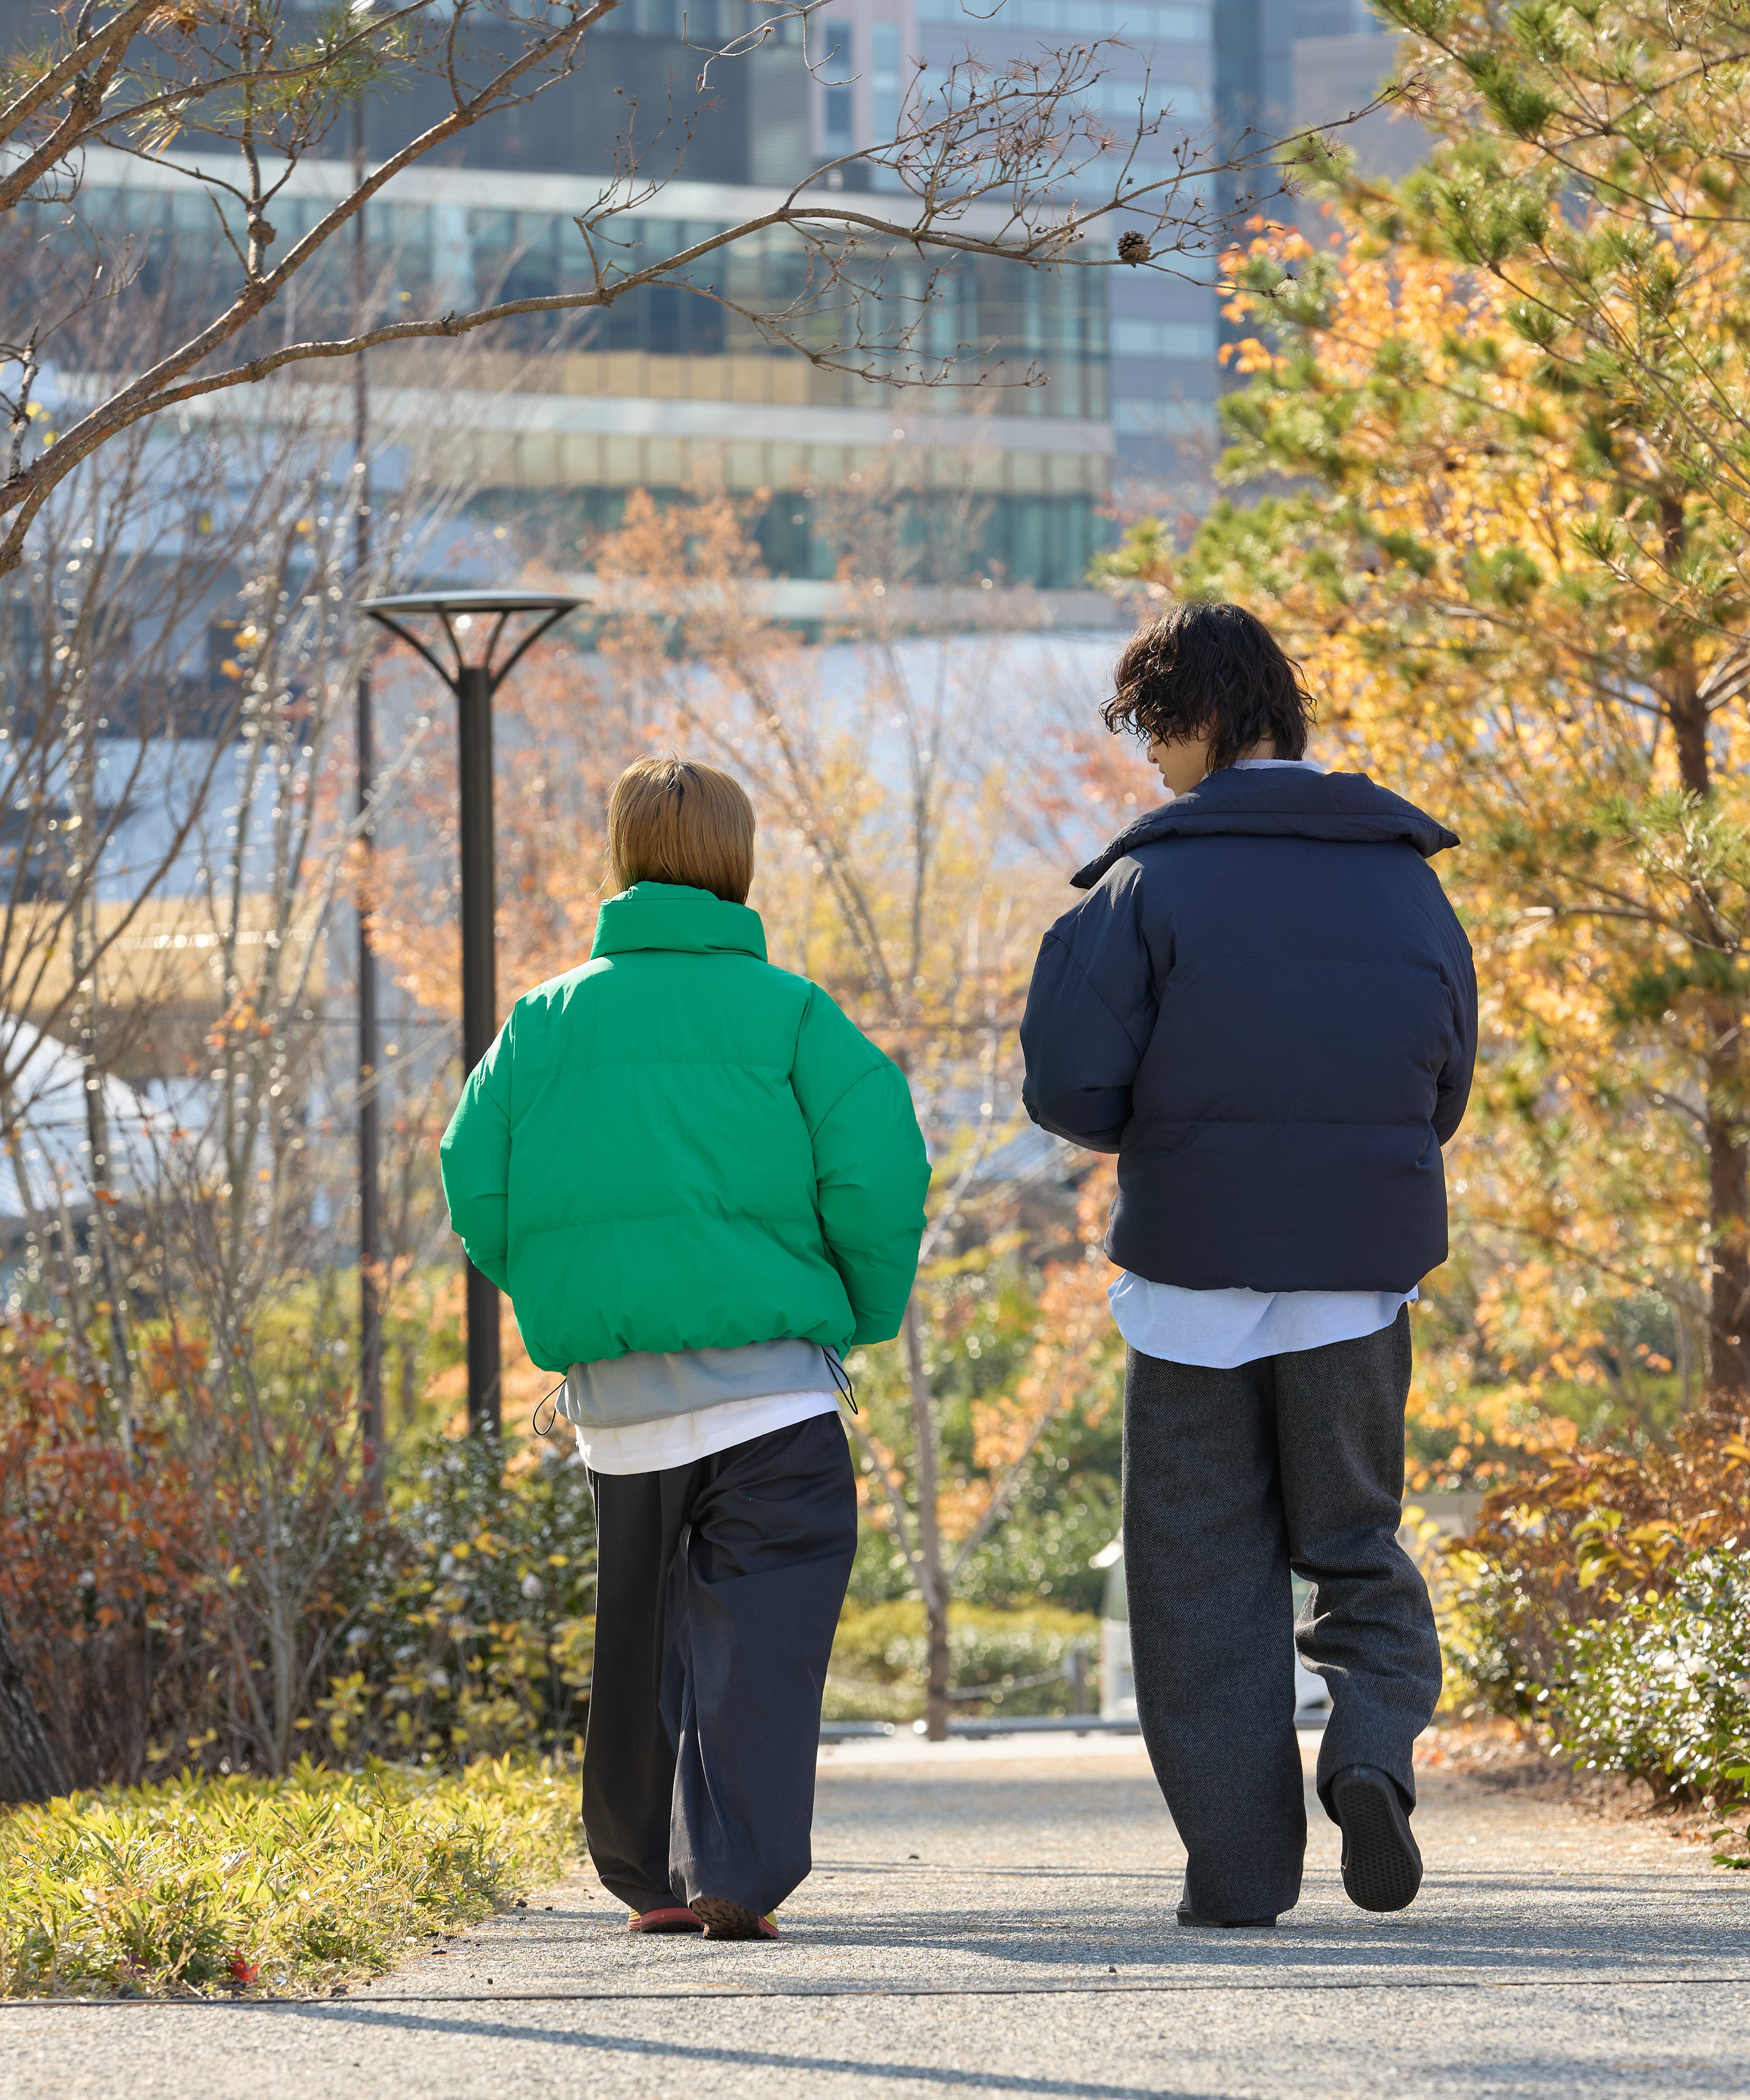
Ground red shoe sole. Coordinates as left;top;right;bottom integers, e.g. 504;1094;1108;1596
629;1906;705;1934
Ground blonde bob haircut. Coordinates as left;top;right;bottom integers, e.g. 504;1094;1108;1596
607;756;756;904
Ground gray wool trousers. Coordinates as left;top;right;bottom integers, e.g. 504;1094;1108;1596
1122;1307;1441;1923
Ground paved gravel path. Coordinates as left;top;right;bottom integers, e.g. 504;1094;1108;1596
3;1730;1745;2099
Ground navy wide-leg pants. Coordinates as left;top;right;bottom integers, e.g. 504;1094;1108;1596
583;1412;857;1920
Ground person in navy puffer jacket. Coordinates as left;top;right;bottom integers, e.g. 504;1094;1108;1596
1021;602;1476;1930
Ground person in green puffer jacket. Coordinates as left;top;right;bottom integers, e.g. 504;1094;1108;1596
440;755;929;1944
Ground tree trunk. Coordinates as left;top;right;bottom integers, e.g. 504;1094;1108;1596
74;703;135;1465
903;1294;951;1742
1704;1035;1750;1425
0;1597;64;1804
923;1588;951;1742
1665;591;1750;1425
82;1028;137;1466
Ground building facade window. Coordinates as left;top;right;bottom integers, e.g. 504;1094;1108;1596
822;13;857;161
871;20;903;190
1111;317;1217;361
1113;399;1215;436
917;0;1206;36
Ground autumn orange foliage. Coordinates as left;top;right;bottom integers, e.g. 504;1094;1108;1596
0;1319;217;1786
1162;198;1750;1456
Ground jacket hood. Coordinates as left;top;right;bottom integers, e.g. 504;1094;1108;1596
590;882;768;960
1071;768;1460;890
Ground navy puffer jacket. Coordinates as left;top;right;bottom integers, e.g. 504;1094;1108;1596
1020;768;1476;1294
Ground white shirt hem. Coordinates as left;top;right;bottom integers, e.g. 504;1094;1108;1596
1108;1274;1415;1371
575;1387;842;1475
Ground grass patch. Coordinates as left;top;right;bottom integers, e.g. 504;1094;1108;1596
0;1754;581;1999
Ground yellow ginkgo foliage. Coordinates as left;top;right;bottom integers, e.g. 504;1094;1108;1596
1171;190;1750;1432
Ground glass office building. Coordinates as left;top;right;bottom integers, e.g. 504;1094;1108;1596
37;0;1420;592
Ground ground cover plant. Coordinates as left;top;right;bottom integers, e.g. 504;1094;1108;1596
1432;1426;1750;1856
0;1755;579;1998
826;1601;1100;1723
1440;1427;1750;1713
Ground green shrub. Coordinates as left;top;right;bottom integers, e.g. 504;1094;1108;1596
949;1485;1123;1616
1441;1429;1750;1723
1552;1546;1750;1809
323;1439;597;1762
826;1601;1098;1721
0;1756;580;1998
1434;1543;1556;1716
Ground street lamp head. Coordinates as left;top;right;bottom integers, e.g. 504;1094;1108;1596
359;588;581;694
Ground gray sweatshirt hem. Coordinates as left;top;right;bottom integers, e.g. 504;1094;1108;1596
561;1337;835;1431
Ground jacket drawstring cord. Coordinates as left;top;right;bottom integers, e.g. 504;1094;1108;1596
532;1377;565;1438
823;1345;859;1415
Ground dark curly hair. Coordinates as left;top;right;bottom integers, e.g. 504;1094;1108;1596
1102;602;1314;772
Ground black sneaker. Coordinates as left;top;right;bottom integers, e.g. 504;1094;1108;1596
1175;1908;1278;1929
1329;1765;1422;1913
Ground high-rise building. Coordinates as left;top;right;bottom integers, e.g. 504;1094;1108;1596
7;1;1423;597
1289;0;1425;186
38;2;1112;594
897;0;1222;503
818;0;1418;511
1215;0;1427;298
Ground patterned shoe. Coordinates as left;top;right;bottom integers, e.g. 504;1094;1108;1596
689;1897;780;1940
1330;1765;1423;1913
628;1906;705;1934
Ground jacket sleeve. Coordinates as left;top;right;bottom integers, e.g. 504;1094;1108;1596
1432;897;1478;1147
791;987;930;1344
439;1017;515;1292
1020;863;1159;1153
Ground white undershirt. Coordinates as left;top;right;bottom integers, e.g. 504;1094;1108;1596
1108;754;1415;1370
575;1387;842;1475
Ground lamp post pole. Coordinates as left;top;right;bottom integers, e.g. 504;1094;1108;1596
352;93;384;1496
455;660;499;1425
357;590;580;1440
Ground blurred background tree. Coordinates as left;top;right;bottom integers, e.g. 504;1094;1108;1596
368;483;1127;1737
1103;0;1750;1441
1088;0;1750;1817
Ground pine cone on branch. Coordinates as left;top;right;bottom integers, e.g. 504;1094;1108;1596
1118;231;1152;266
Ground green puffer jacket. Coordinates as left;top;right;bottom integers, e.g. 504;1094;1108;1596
439;882;930;1372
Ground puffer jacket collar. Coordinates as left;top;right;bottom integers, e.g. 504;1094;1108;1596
590;881;768;961
1071;767;1459;891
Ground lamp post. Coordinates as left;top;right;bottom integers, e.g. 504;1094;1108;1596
358;588;580;1438
351;94;383;1495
